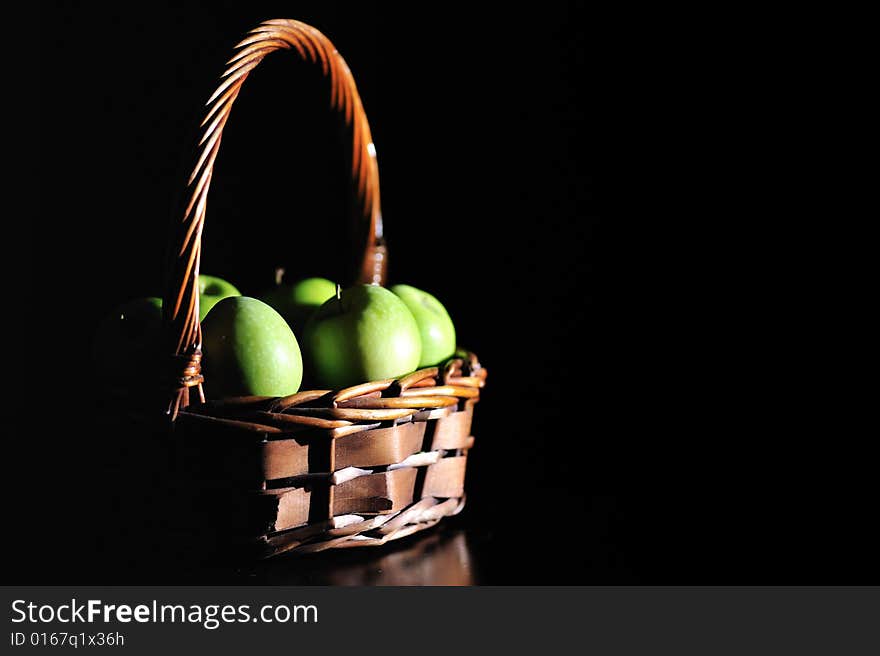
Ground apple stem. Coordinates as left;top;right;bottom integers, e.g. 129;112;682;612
274;267;285;286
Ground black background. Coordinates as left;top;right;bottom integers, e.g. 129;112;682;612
28;1;873;584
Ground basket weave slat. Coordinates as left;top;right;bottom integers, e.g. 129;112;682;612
159;19;486;556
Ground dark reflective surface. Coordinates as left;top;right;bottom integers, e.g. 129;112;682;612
230;526;477;586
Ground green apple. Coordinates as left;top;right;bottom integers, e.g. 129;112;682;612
303;284;421;389
261;276;337;337
390;284;457;367
198;274;241;321
201;296;303;397
92;296;164;384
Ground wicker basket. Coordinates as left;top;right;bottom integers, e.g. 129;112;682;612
159;19;486;558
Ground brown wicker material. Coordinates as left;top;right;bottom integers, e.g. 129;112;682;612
159;19;486;557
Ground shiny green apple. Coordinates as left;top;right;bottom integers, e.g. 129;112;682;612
261;277;337;337
92;296;164;384
198;274;241;321
201;296;302;397
303;284;421;389
391;284;457;367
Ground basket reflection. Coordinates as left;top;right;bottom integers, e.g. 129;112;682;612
247;526;475;586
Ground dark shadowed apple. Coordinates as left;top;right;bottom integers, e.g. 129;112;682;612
92;296;164;385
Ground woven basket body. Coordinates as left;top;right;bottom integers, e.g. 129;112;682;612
160;19;486;557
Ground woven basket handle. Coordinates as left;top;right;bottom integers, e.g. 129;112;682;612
163;19;384;417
